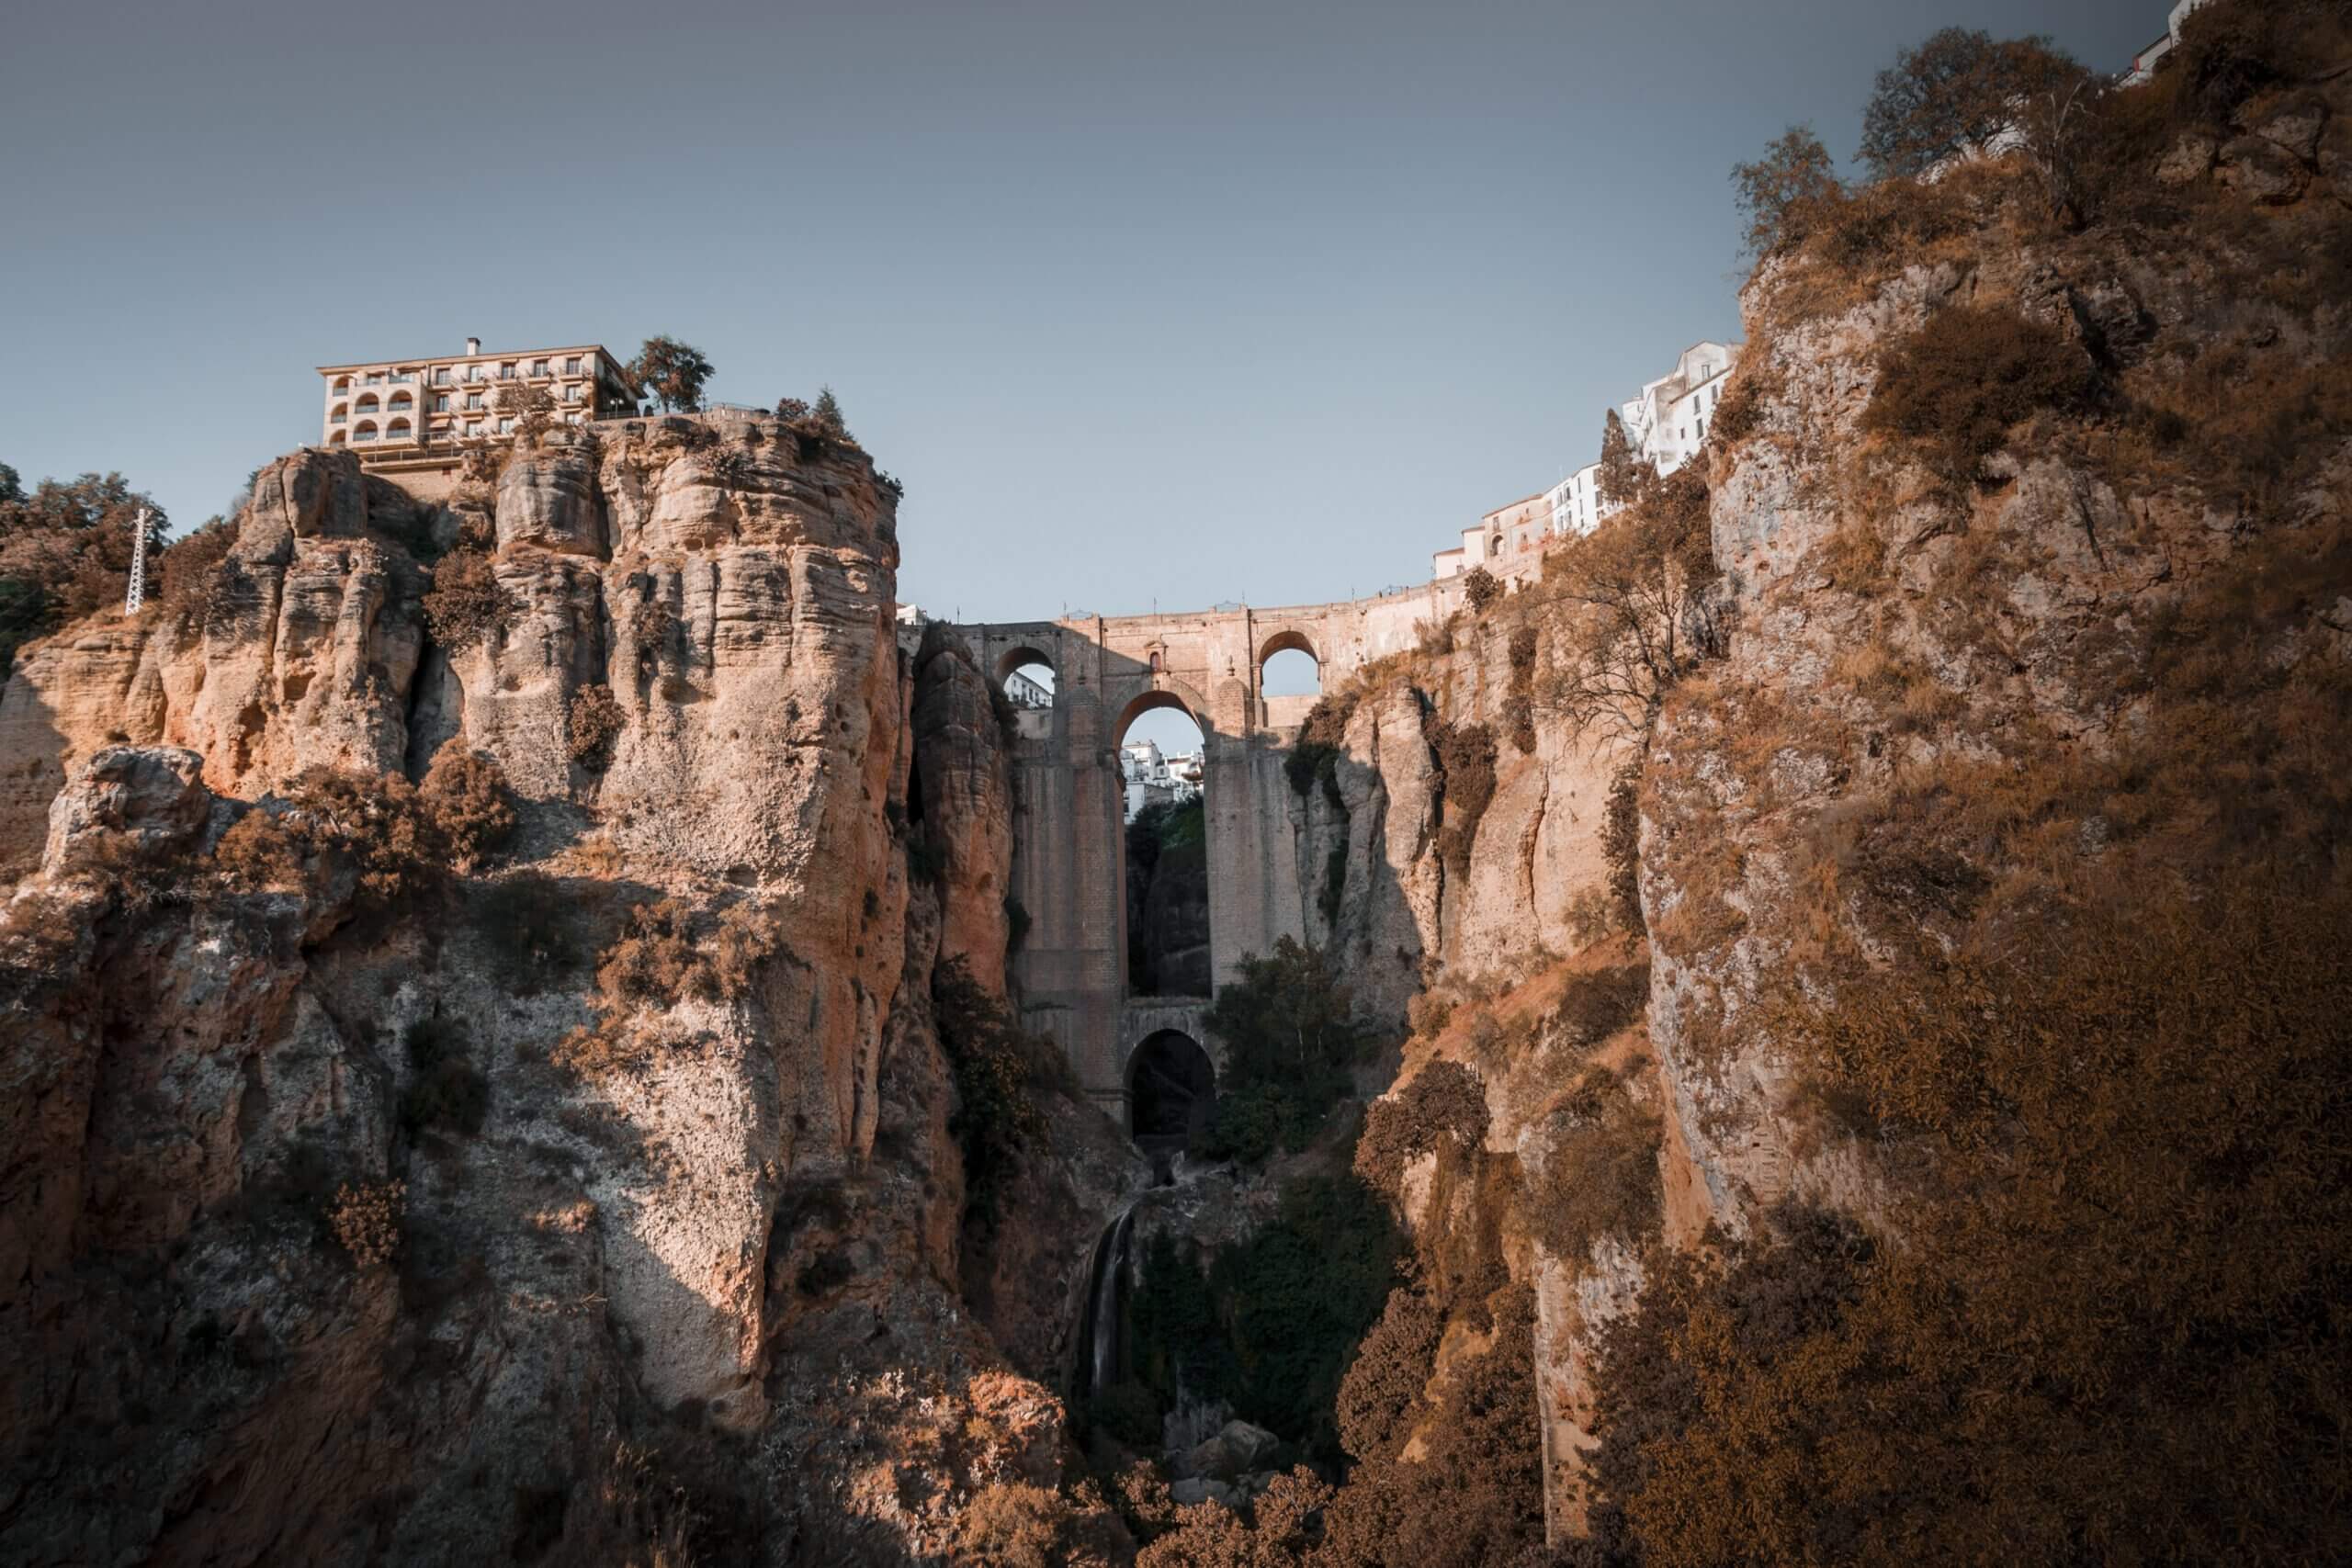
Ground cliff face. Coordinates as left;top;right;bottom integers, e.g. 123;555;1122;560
0;418;1127;1564
1306;32;2352;1550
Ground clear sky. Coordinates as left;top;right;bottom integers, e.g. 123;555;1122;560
4;0;2158;641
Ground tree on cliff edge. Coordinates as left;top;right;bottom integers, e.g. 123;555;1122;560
1858;28;2083;179
0;467;168;676
628;337;713;413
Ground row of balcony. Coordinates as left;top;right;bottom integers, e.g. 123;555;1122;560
332;363;600;394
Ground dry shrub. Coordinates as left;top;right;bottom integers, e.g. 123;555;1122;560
1354;1060;1489;1192
330;1179;405;1269
1461;566;1501;614
154;515;235;623
1552;963;1649;1047
1315;1286;1547;1568
945;1482;1124;1568
212;768;440;908
1424;716;1496;871
1600;764;1643;935
421;547;513;650
1284;685;1361;803
1582;874;2352;1564
1566;886;1618;948
1333;1287;1442;1465
1530;1068;1662;1265
569;683;627;769
596;897;778;1007
419;747;516;873
210;808;308;891
1860;303;2091;487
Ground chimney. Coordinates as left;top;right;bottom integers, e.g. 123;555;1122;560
465;336;481;355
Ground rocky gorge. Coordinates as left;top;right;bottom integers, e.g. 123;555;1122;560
4;4;2351;1562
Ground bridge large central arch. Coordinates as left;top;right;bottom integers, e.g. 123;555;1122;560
940;588;1451;1114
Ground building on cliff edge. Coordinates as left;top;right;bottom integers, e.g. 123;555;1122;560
316;337;639;491
1433;337;1739;583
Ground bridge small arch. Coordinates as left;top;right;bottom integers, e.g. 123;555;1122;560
995;645;1057;709
1128;1028;1215;1161
1258;628;1321;698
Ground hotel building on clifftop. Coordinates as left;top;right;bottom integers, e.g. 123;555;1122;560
316;338;640;486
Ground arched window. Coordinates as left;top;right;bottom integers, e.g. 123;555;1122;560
356;394;379;415
353;421;379;443
995;648;1057;712
1258;631;1321;698
332;376;351;392
1118;690;1210;998
330;403;348;424
328;429;347;445
389;391;413;412
387;418;413;442
1129;1029;1215;1155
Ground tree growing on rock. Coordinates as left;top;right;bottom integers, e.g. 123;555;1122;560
628;336;713;413
1858;28;2084;179
1732;124;1846;258
1539;464;1721;743
1461;565;1501;614
492;383;558;444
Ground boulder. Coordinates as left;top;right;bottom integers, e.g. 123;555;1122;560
41;746;209;872
2216;134;2308;203
2156;131;2216;186
1180;1418;1282;1482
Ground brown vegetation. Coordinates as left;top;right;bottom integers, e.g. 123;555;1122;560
1860;302;2091;487
329;1179;406;1269
421;547;513;651
1529;1068;1662;1265
569;683;627;768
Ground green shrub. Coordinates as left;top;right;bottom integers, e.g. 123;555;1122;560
933;955;1053;1229
474;874;582;993
1463;566;1501;614
1200;937;1371;1164
398;1016;488;1138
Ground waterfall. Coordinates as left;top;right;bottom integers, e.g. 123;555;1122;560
1073;1203;1137;1406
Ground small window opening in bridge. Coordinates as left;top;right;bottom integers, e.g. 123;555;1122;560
1000;656;1055;712
1122;698;1210;998
1261;647;1320;697
1130;1029;1214;1169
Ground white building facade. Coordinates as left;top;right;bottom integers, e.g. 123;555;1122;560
1431;338;1740;580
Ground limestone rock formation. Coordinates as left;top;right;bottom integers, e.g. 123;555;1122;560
0;412;1131;1564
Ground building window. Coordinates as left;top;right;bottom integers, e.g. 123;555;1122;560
330;405;346;423
366;370;385;385
532;359;548;377
500;362;516;379
466;421;482;436
332;376;351;391
565;385;582;402
433;395;451;412
466;393;484;411
565;356;582;375
498;417;515;434
434;367;451;386
388;418;412;442
354;421;379;443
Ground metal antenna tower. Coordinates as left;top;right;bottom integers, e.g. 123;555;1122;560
123;507;151;615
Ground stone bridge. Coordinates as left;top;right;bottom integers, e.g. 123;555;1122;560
943;584;1459;1125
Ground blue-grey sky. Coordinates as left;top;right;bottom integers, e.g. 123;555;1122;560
5;0;2158;633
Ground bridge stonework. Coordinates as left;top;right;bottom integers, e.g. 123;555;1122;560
950;584;1455;1119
